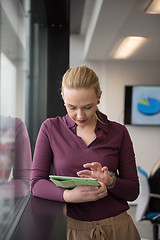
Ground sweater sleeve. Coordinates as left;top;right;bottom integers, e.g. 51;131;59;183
109;126;139;201
31;120;65;202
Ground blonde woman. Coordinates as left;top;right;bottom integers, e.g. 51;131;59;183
31;65;140;240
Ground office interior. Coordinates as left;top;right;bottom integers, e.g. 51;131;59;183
0;0;160;239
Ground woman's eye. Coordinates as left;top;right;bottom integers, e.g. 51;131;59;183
67;105;93;110
84;106;92;110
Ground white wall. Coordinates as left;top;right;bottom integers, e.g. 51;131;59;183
70;35;160;175
1;0;29;121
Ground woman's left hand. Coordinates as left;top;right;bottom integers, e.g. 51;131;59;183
77;162;113;187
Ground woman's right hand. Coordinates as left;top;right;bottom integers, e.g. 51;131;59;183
63;181;107;203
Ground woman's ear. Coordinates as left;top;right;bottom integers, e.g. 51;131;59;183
97;90;102;104
61;91;64;101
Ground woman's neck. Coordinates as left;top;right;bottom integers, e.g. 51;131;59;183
76;119;97;146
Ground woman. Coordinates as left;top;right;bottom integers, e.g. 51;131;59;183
31;65;140;240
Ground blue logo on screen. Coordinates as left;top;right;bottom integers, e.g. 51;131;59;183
137;97;160;115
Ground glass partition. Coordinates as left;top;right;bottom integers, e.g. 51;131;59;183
0;0;31;239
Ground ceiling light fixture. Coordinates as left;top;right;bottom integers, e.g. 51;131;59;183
113;36;148;59
145;0;160;14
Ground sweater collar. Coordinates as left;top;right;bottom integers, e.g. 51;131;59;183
65;112;109;133
95;112;109;134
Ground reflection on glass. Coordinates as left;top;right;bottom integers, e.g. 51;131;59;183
0;0;31;238
0;116;32;238
0;116;31;192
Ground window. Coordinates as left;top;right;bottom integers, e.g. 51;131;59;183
0;0;31;239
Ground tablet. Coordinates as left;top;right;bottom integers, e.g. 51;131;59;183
49;175;100;189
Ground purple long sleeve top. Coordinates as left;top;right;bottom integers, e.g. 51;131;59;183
31;112;139;221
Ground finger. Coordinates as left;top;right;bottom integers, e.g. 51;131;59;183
83;162;101;168
97;182;107;192
97;190;108;199
76;185;99;192
83;163;93;169
77;170;92;177
77;174;90;179
91;162;102;171
101;166;108;173
96;183;108;197
92;188;107;201
83;162;102;172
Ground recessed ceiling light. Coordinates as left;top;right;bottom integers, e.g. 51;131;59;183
145;0;160;14
113;36;148;59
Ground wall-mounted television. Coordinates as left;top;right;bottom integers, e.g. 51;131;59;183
124;86;160;126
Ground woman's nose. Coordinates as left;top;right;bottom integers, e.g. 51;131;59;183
77;109;85;119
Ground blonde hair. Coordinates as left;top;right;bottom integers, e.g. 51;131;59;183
61;65;101;97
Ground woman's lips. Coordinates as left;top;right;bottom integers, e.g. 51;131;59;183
76;119;87;124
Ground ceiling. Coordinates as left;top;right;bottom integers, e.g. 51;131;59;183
70;0;160;61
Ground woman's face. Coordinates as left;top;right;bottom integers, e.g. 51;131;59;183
63;87;101;127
